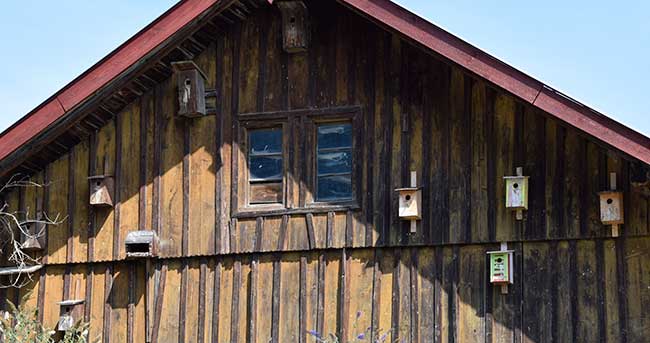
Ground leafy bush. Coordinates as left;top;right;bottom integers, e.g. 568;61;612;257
0;293;91;343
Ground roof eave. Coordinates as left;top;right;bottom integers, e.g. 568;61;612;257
338;0;650;165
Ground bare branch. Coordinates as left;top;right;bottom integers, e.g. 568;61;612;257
0;175;63;288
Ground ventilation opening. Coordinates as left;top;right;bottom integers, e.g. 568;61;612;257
126;243;151;256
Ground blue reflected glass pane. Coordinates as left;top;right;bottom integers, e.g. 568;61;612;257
249;129;282;155
250;156;283;180
317;123;352;150
317;150;352;175
317;174;352;201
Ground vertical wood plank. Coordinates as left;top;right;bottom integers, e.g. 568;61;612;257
189;43;217;256
449;69;471;244
470;80;489;243
118;103;141;260
47;155;69;264
522;242;552;343
279;254;300;343
494;94;516;242
624;237;650;341
458;245;486;343
94;121;116;262
160;75;183;257
71;141;89;263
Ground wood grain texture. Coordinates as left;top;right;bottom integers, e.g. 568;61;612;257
3;3;650;343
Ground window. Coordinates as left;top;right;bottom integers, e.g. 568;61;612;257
248;128;283;204
316;123;353;201
235;107;361;216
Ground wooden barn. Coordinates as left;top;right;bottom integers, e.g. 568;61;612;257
1;0;650;342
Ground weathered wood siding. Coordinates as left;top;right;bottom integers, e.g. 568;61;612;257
1;1;649;342
1;240;649;342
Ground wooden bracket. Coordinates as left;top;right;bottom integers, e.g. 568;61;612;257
610;173;619;237
410;171;417;233
500;242;509;294
515;167;524;221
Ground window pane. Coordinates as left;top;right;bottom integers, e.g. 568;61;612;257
317;123;352;150
250;155;283;181
317;174;352;201
250;182;283;204
250;129;282;155
317;150;352;175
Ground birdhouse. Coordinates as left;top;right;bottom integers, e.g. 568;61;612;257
599;191;624;225
504;175;529;210
89;175;114;207
20;212;46;252
396;187;422;220
125;230;158;258
171;60;207;118
487;250;514;284
57;299;84;332
276;1;310;53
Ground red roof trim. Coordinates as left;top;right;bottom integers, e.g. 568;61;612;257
340;0;650;165
2;0;649;167
0;0;220;161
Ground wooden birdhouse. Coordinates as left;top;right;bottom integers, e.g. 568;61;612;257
125;230;158;258
396;171;422;233
397;187;421;220
275;1;310;53
171;60;207;118
488;243;514;295
488;250;514;283
20;212;46;252
504;167;529;220
600;173;624;237
89;175;114;207
600;191;624;225
57;299;84;332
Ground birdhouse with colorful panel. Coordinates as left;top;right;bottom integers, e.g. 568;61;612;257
488;250;514;284
89;175;114;207
57;299;85;332
172;60;207;118
275;1;310;53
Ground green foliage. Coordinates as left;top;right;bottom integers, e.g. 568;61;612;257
0;295;53;343
0;292;91;343
60;321;90;343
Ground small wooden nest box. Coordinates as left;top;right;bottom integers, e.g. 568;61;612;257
504;175;529;210
20;213;46;252
125;230;158;258
89;175;114;207
275;1;310;53
396;187;422;220
599;191;624;225
57;299;84;332
487;250;514;284
171;60;207;118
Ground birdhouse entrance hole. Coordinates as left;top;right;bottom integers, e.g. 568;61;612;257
126;243;150;255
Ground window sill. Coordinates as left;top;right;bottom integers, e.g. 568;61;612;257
233;203;360;219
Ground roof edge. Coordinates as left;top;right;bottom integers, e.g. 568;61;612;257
0;0;222;161
339;0;650;165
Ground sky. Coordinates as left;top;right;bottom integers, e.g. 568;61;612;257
1;0;649;136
